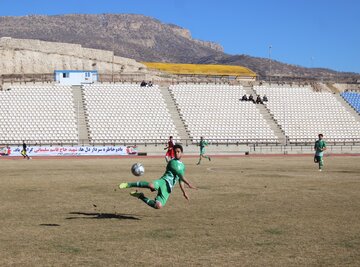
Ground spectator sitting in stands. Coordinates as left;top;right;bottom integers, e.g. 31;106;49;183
256;95;263;104
248;94;255;103
240;94;248;101
262;95;268;102
140;80;147;87
147;81;153;87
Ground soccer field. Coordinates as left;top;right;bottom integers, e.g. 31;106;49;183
1;156;360;266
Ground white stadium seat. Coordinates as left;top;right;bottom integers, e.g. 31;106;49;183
0;85;78;144
254;85;360;143
83;84;179;143
170;84;278;144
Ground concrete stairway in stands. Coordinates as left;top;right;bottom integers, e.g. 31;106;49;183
72;85;89;145
244;85;287;145
160;86;190;142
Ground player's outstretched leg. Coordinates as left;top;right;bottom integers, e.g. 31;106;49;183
130;190;158;209
119;181;159;208
119;181;150;189
130;190;144;199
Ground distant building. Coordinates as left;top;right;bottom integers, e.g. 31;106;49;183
54;70;98;85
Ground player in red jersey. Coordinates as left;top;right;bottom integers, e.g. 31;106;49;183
164;136;175;163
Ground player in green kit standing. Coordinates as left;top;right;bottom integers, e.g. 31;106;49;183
314;133;327;171
118;144;197;209
197;136;211;165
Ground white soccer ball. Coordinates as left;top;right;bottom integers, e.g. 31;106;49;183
131;163;145;176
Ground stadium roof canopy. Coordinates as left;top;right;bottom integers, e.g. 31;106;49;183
142;62;256;78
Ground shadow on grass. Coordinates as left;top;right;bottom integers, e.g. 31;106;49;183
332;170;359;174
66;212;140;220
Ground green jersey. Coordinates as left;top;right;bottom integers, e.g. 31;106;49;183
314;139;326;156
161;159;185;192
199;140;208;154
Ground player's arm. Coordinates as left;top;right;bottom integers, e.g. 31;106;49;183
179;181;189;200
180;175;197;190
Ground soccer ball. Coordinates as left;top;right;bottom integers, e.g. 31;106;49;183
131;163;145;176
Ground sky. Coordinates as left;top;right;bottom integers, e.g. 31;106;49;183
1;0;360;73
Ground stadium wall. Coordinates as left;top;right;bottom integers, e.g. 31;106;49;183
135;143;360;156
2;144;360;157
0;37;146;76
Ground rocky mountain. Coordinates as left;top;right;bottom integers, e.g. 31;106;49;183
0;14;223;63
197;54;358;81
0;14;358;82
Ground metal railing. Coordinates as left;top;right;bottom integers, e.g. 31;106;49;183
1;137;360;147
287;137;360;146
0;138;279;147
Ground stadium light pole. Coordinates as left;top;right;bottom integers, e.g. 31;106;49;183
268;45;272;85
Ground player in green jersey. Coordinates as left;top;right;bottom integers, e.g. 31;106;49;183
314;134;327;171
118;144;197;209
197;136;211;165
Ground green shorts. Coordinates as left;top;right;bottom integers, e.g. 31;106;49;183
314;155;323;163
152;179;171;206
200;148;205;155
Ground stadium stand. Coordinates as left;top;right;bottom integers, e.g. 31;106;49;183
341;91;360;114
254;86;360;143
170;84;278;143
3;82;360;147
0;85;78;144
83;83;179;143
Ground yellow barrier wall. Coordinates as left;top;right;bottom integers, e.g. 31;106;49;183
142;62;256;77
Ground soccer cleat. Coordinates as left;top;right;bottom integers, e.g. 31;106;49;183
208;157;211;161
119;183;129;189
130;191;144;199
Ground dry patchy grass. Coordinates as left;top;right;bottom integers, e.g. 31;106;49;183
0;156;360;266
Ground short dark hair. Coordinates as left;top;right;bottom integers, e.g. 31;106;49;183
318;134;323;138
173;144;183;152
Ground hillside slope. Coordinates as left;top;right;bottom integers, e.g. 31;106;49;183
0;14;359;81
